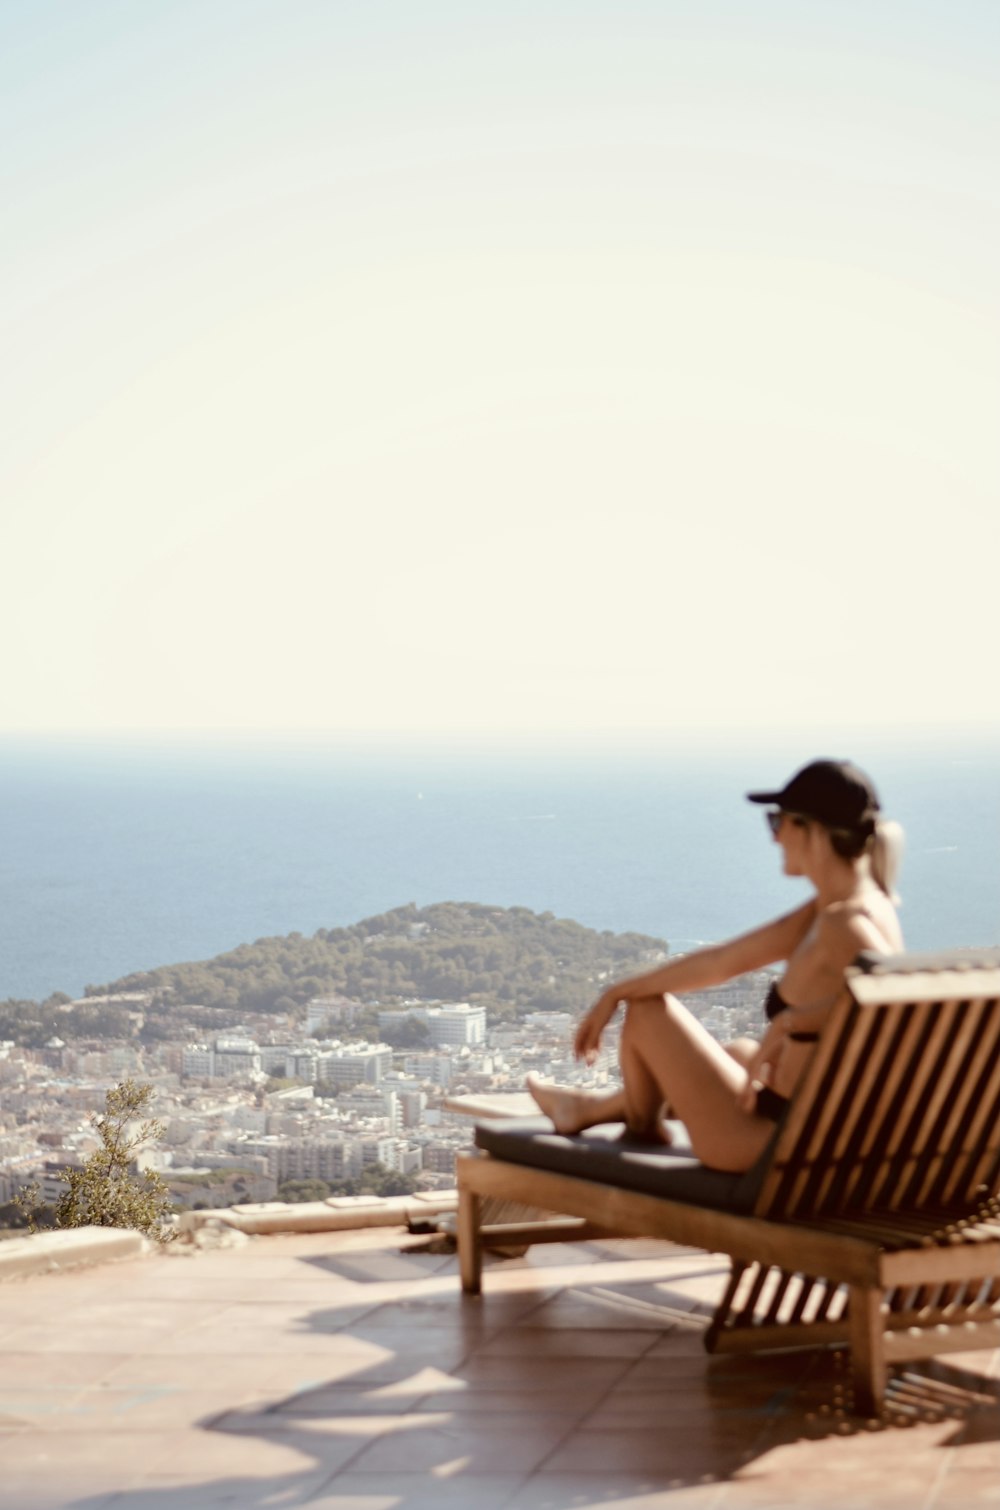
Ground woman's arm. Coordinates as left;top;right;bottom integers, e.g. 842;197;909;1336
574;900;817;1061
602;900;816;1002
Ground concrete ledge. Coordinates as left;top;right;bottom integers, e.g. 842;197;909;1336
0;1226;148;1281
182;1189;459;1236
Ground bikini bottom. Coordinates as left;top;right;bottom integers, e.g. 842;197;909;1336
754;1085;791;1122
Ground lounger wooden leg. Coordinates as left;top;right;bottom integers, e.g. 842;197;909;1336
848;1284;886;1417
458;1183;483;1295
704;1261;748;1353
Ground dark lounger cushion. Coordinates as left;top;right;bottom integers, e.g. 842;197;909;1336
473;1116;774;1214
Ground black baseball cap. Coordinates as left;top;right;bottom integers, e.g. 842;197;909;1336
746;759;880;830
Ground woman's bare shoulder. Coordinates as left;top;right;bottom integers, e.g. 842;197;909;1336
817;894;901;956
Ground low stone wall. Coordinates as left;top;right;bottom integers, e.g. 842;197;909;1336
0;1226;147;1280
0;1189;460;1279
181;1188;458;1235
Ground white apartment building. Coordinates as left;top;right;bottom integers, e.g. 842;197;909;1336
421;1142;460;1175
258;1045;297;1075
213;1039;262;1078
523;1011;574;1035
0;1158;40;1203
317;1044;392;1090
181;1044;214;1078
182;1039;262;1080
378;1003;486;1048
242;1136;358;1183
402;1052;453;1088
372;1139;422;1174
337;1088;399;1131
432;1004;486;1046
391;1086;427;1128
358;1137;396;1169
305;996;358;1035
287;1051;319;1082
61;1046;144;1079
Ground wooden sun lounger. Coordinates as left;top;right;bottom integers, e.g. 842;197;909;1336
456;949;1000;1416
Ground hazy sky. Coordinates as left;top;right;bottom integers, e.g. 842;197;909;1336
4;1;998;744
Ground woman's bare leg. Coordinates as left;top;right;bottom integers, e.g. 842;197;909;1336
620;996;774;1171
528;999;772;1168
617;1003;673;1142
527;997;688;1144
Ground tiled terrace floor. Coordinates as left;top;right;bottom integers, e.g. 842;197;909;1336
2;1226;999;1510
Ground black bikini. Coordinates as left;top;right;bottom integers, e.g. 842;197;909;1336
754;1084;790;1123
765;982;821;1041
755;982;820;1122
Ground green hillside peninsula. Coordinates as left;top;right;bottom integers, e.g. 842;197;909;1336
87;902;669;1025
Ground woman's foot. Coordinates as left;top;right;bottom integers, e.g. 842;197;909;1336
527;1074;673;1143
526;1074;605;1134
525;1075;634;1135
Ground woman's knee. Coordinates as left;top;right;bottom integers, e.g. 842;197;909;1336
725;1036;760;1069
622;993;675;1043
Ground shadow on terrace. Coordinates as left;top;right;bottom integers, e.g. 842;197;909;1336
32;1223;998;1510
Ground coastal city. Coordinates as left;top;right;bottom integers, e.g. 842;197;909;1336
0;962;777;1224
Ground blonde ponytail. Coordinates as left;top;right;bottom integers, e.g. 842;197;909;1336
870;817;904;904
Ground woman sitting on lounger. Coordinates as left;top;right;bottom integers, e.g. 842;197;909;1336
527;758;904;1174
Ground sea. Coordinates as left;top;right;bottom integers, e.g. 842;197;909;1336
0;732;997;1003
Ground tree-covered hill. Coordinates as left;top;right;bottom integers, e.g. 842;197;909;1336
91;901;669;1022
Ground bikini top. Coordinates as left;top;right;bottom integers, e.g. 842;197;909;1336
764;981;789;1022
764;980;819;1042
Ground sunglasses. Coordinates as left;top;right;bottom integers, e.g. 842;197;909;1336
766;810;808;836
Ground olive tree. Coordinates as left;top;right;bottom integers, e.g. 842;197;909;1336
28;1080;175;1243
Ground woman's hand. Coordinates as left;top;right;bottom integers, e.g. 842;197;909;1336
574;988;622;1063
739;1014;789;1111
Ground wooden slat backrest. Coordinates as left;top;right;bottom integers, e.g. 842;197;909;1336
906;996;1000;1206
945;1019;1000;1202
753;953;1000;1223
